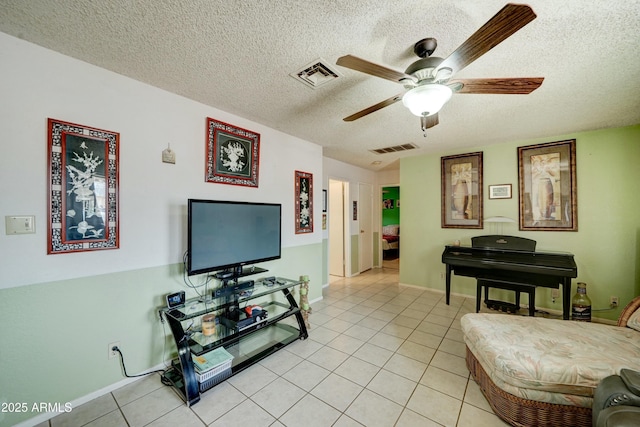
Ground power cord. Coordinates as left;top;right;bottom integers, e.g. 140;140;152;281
112;345;172;385
182;251;213;298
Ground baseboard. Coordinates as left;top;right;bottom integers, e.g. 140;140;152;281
309;295;323;305
397;282;617;324
13;361;168;427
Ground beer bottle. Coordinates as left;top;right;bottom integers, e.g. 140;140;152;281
571;282;592;322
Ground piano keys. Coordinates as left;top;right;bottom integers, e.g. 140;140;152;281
442;235;577;319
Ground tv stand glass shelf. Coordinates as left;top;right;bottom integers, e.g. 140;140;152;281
160;275;308;406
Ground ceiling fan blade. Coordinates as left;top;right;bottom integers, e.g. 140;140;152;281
343;93;404;121
438;4;537;74
450;77;544;94
337;55;415;84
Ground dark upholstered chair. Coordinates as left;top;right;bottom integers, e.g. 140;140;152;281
593;369;640;426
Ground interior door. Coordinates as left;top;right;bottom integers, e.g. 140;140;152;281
358;182;373;272
329;179;345;276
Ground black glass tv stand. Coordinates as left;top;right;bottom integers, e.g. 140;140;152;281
160;273;308;406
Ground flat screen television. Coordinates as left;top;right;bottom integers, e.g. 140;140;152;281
187;199;282;276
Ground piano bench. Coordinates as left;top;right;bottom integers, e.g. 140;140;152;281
476;279;536;316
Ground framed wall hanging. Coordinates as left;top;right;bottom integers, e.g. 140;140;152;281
441;152;483;229
518;139;577;231
206;117;260;187
322;189;327;213
488;184;512;199
295;170;313;234
47;118;119;254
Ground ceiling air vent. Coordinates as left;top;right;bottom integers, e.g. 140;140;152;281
370;143;419;155
290;58;341;89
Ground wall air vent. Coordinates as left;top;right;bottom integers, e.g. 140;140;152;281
290;58;341;89
370;143;418;155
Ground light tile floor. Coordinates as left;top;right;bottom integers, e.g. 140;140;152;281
47;267;509;427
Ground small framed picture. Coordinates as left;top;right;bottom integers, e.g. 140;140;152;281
489;184;512;199
322;189;327;212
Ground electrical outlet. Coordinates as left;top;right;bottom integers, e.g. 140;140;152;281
108;341;120;359
610;296;619;308
551;289;560;298
440;272;445;280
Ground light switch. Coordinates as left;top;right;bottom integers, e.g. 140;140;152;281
5;215;36;234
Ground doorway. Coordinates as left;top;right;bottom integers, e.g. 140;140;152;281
382;185;400;269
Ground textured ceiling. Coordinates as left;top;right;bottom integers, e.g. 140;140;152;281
1;0;639;171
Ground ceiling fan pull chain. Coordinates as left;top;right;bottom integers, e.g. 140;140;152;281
421;116;428;137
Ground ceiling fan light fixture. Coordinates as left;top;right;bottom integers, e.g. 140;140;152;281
402;84;452;117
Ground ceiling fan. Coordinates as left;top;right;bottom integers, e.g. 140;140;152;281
336;3;544;132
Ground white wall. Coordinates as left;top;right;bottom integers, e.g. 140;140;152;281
376;169;400;187
0;32;322;290
0;31;328;426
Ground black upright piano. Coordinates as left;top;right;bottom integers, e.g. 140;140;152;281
442;235;577;320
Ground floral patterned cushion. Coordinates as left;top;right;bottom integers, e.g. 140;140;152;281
462;313;640;407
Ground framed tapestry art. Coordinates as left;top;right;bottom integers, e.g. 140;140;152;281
441;152;483;229
206;117;260;187
47;118;119;254
518;139;577;231
295;170;313;234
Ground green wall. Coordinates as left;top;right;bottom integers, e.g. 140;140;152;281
400;124;640;321
347;233;380;272
0;244;322;427
322;238;329;286
351;234;360;274
373;232;380;266
382;186;400;226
